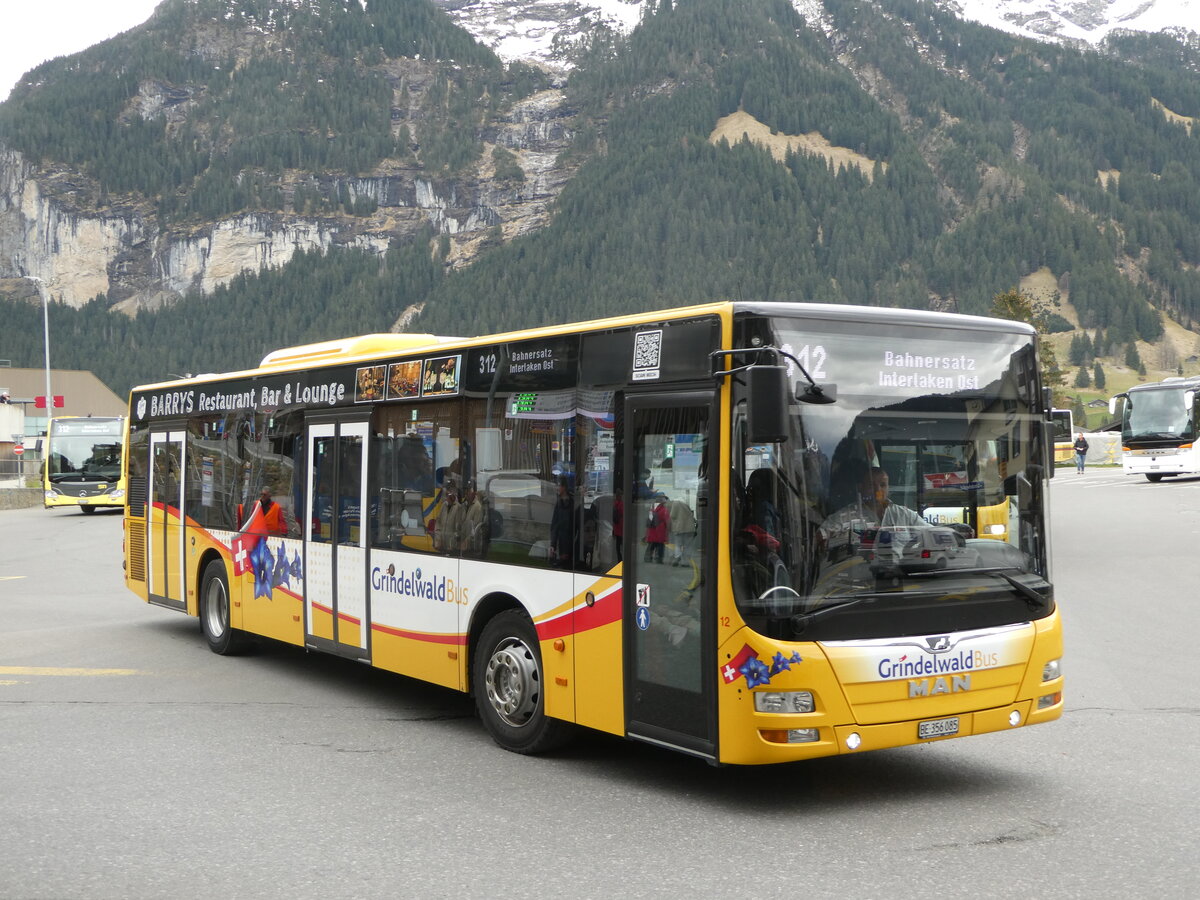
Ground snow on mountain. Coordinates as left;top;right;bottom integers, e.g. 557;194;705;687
433;1;1199;69
430;0;645;68
943;0;1200;45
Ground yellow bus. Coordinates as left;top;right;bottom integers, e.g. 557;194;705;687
43;416;126;513
1049;408;1074;465
122;302;1063;764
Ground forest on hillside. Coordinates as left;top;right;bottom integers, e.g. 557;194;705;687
3;0;1200;395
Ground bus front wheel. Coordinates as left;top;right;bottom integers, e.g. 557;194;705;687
199;559;249;655
473;610;573;754
81;506;97;515
1146;474;1164;483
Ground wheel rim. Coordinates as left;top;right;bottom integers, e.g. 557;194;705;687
204;575;228;638
484;637;540;728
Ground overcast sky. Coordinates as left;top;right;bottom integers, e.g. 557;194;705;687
1;1;161;102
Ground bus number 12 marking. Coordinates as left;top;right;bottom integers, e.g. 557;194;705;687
797;344;827;380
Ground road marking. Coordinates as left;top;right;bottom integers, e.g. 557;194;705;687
0;576;26;581
0;666;140;677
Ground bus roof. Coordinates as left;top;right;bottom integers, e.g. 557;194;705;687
1127;376;1200;393
131;301;1034;392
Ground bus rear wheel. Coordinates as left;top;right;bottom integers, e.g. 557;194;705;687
1146;474;1164;483
473;610;573;754
199;559;249;655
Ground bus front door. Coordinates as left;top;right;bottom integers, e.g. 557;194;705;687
623;394;716;760
147;431;186;611
304;422;370;661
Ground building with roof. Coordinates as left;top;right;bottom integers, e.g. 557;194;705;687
0;366;125;438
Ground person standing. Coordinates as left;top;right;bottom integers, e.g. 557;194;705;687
550;479;574;567
668;496;697;566
1073;432;1089;474
644;492;670;563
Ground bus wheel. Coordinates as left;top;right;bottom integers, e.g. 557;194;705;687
81;506;97;515
473;610;573;754
1146;474;1164;483
199;559;249;655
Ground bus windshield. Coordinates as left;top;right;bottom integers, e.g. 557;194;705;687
46;419;124;483
1122;387;1196;444
732;315;1051;642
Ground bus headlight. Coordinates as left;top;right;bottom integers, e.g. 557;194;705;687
1042;658;1061;682
754;691;815;713
984;524;1006;535
110;489;125;500
760;728;820;744
44;490;58;501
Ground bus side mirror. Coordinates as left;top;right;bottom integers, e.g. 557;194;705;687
1108;393;1126;416
747;365;789;444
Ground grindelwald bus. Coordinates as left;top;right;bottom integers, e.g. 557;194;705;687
1110;376;1200;482
44;416;126;513
122;303;1063;764
1049;408;1074;465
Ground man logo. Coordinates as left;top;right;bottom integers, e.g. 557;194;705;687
925;635;952;652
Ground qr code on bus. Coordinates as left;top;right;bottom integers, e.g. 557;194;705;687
632;330;663;380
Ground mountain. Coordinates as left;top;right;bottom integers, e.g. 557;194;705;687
2;0;1200;397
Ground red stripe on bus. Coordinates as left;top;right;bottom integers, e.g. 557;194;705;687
535;587;623;641
371;623;467;645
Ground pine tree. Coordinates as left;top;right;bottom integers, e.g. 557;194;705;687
990;288;1064;390
1074;366;1091;388
1125;342;1142;370
1093;361;1106;389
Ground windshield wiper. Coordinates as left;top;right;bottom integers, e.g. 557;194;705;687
998;571;1050;610
911;565;1049;610
789;589;946;632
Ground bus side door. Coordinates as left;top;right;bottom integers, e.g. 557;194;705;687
623;393;716;761
304;421;370;661
147;430;186;611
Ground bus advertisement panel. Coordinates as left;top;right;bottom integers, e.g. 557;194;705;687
123;303;1062;764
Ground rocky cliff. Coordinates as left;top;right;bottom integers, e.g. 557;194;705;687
0;82;578;315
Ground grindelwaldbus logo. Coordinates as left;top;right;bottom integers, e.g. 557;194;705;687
877;648;998;680
371;564;467;605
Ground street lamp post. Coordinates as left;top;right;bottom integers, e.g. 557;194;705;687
29;277;52;432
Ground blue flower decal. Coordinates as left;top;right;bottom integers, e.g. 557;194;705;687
250;539;274;599
290;551;303;581
271;541;290;591
739;656;772;688
768;650;804;675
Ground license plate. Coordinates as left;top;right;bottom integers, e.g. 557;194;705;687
918;716;959;739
